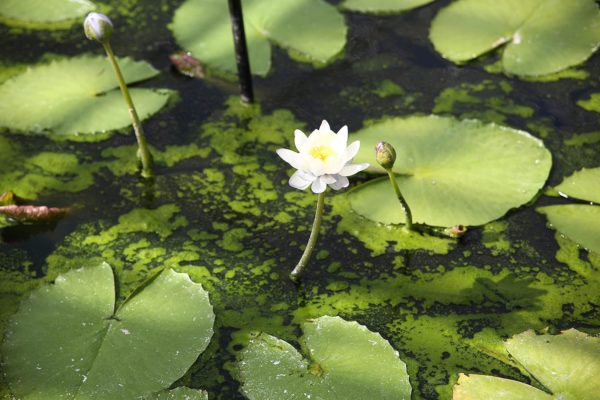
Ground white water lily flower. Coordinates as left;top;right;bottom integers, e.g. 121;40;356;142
277;120;369;193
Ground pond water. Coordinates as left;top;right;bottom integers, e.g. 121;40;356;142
1;0;599;399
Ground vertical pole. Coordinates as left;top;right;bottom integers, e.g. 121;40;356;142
228;0;254;103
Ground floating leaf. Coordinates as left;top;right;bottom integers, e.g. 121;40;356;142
341;0;434;14
0;0;95;24
348;116;551;227
171;0;346;77
146;387;209;400
429;0;600;77
453;374;553;400
453;329;600;399
0;55;172;139
554;167;600;204
2;262;215;399
0;204;68;223
238;315;411;399
538;167;600;253
169;51;205;79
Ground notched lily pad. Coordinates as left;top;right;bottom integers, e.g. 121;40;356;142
537;167;600;253
2;262;215;399
238;315;411;399
341;0;435;14
171;0;347;77
348;116;551;227
429;0;600;77
453;328;600;399
0;0;95;26
0;55;173;140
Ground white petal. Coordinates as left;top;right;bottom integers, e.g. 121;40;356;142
289;170;314;190
339;162;369;176
321;175;337;184
345;140;360;161
307;157;326;177
329;175;349;190
311;176;327;193
276;148;305;170
294;129;308;151
336;125;348;145
319;120;330;133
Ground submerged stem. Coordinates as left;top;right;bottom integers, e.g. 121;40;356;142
290;191;326;282
102;41;154;179
386;169;413;231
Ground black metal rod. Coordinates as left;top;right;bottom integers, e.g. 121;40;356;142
228;0;254;103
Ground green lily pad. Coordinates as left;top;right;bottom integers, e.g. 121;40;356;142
2;262;215;399
453;374;553;400
147;387;208;400
429;0;600;77
348;116;551;227
171;0;346;77
0;55;172;139
0;0;95;24
537;168;600;253
453;329;600;399
554;167;600;204
238;315;411;399
341;0;434;14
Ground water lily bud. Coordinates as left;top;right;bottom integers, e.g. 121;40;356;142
83;12;113;43
375;141;396;170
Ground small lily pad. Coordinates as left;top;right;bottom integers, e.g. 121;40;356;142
238;315;411;399
171;0;346;77
453;329;600;399
0;55;172;140
348;116;551;227
0;0;95;25
429;0;600;77
537;167;600;253
341;0;435;14
2;262;215;399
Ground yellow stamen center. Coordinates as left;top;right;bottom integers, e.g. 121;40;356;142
309;145;334;161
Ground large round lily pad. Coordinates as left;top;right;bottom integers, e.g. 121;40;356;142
347;116;551;227
453;329;600;399
537;167;600;253
0;55;172;140
2;262;215;399
429;0;600;77
0;0;95;24
238;315;411;399
171;0;346;77
341;0;434;14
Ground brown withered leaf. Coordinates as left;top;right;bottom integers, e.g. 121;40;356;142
169;51;205;78
0;205;68;223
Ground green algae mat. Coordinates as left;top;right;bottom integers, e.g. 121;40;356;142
1;0;600;399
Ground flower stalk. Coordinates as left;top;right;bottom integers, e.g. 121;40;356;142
289;191;325;282
386;169;413;231
84;13;154;179
376;142;413;230
102;42;154;178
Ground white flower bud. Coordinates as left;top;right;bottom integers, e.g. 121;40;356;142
83;12;113;43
